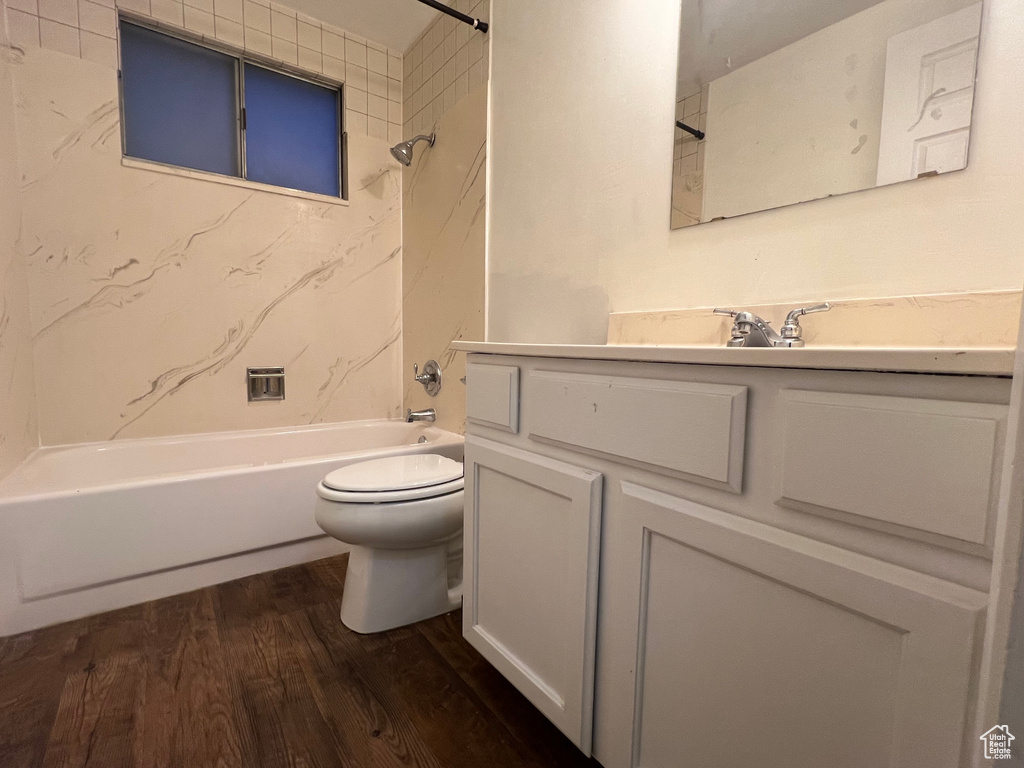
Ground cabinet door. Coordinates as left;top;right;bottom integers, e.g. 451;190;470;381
617;482;985;768
463;436;603;754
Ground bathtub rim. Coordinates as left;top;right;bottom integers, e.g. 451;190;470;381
0;419;464;504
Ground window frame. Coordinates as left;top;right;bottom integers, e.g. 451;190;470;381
117;14;348;201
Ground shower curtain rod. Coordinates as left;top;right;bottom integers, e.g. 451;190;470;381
414;0;489;32
676;120;705;141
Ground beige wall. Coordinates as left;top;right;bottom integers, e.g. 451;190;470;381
402;86;486;433
639;0;1024;319
487;0;1024;344
486;0;681;343
0;0;39;477
9;5;406;445
702;0;978;222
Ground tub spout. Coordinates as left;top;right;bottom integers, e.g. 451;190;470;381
406;408;436;423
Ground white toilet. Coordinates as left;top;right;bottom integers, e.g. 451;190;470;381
314;453;464;634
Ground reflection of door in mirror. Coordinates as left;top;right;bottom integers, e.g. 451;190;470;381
876;4;982;185
670;0;984;231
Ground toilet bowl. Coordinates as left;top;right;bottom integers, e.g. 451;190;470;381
314;453;464;634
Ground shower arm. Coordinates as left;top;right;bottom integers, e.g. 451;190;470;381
413;0;489;33
676;120;705;141
408;134;434;150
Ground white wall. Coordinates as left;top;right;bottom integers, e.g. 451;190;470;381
486;0;680;343
702;0;977;222
486;0;1024;344
0;0;39;479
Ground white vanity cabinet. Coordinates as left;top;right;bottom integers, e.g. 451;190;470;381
461;348;1010;768
615;485;984;768
462;439;603;752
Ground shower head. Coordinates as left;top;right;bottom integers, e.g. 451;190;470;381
390;133;435;166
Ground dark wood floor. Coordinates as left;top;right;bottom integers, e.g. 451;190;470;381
0;555;599;768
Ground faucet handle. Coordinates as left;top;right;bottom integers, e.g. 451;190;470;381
780;302;831;344
714;308;749;347
783;302;830;325
413;359;442;395
791;302;830;316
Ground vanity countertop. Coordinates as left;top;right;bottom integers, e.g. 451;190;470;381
451;341;1016;376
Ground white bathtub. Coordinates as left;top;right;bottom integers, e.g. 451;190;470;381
0;420;463;635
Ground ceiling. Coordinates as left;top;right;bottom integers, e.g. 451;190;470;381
677;0;885;93
285;0;439;53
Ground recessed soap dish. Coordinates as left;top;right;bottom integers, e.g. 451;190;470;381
247;367;285;402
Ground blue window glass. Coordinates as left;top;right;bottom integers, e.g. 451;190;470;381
120;22;239;177
243;63;341;197
118;21;344;197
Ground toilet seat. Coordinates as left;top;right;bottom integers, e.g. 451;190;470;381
318;453;464;504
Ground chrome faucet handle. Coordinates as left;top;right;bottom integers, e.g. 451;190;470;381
783;302;831;325
714;308;750;347
779;302;831;345
413;360;442;396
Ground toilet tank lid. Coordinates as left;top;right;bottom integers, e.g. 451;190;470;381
322;453;464;492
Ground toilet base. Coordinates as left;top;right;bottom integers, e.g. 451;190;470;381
341;543;462;634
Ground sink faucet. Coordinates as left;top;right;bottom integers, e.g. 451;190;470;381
406;408;436;423
713;303;830;348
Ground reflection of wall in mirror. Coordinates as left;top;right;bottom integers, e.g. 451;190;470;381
671;86;710;228
699;0;980;223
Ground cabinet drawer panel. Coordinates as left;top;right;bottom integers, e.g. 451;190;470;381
467;363;519;432
778;391;1006;545
527;371;747;492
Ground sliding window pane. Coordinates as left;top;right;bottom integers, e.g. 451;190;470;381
243;64;341;197
120;22;240;177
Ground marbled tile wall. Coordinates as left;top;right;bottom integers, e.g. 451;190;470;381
0;0;39;478
402;85;486;434
12;44;403;445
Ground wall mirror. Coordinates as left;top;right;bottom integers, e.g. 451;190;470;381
670;0;984;229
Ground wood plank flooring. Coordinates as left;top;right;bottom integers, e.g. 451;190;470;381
0;555;599;768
